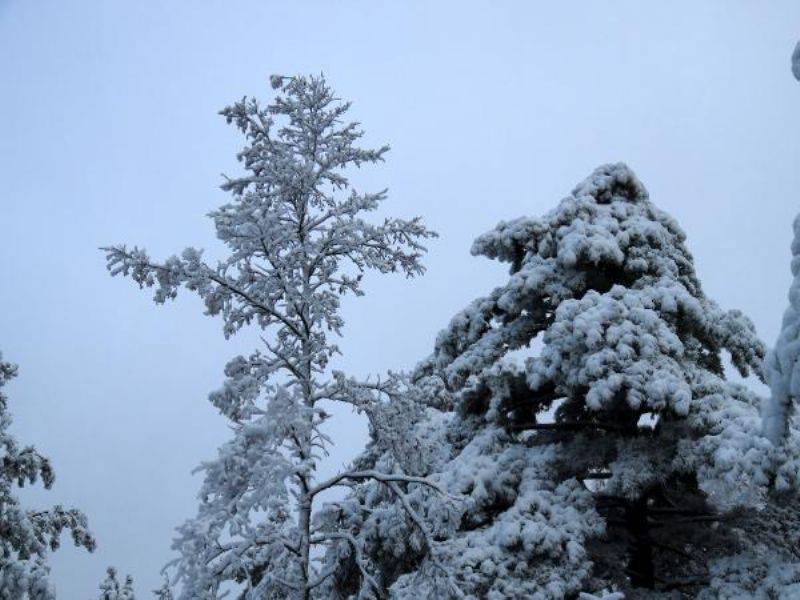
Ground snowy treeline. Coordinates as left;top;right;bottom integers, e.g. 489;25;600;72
97;76;800;598
4;64;799;598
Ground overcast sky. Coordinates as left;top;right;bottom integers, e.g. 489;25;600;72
2;1;799;597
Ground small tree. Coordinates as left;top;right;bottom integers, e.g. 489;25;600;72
151;577;172;600
97;567;135;600
0;353;95;599
323;164;795;597
121;576;135;600
103;74;440;598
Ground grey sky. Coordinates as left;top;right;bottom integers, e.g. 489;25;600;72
1;1;799;596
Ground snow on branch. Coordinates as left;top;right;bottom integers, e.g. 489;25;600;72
103;73;435;598
308;469;451;499
764;213;800;445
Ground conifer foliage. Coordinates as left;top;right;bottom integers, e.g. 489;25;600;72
96;567;135;600
324;164;799;598
152;577;173;600
103;74;438;599
764;214;800;444
0;354;95;599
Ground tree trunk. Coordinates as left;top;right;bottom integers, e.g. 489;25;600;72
299;321;314;599
299;495;311;600
626;495;655;589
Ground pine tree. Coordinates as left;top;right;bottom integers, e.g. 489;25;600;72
324;164;797;597
0;353;95;599
97;568;119;600
152;577;172;600
122;575;135;600
103;74;441;599
97;567;135;600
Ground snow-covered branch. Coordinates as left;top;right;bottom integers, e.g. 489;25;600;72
763;213;800;445
386;480;465;598
308;469;449;499
0;353;96;598
309;532;382;596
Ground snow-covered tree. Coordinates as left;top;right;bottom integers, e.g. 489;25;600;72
0;353;95;599
151;577;173;600
122;576;134;600
323;164;797;598
96;567;135;600
764;213;800;444
103;74;440;599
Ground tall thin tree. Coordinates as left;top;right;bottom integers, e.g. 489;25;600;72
103;74;441;598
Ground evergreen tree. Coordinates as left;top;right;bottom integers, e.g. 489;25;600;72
324;164;799;598
97;567;135;600
122;575;135;600
764;213;800;444
151;576;172;600
103;74;440;599
0;354;95;599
